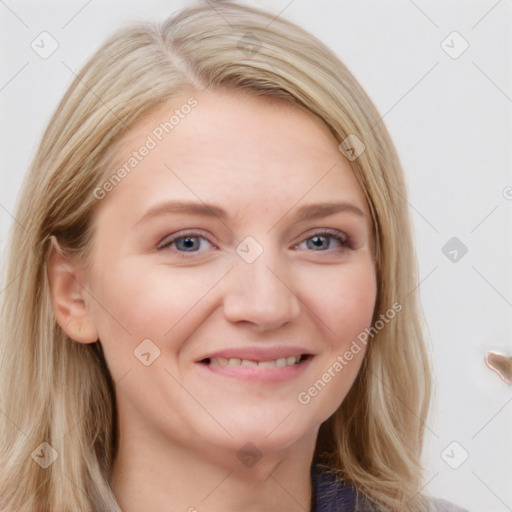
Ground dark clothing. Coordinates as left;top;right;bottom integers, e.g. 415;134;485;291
312;465;377;512
311;465;469;512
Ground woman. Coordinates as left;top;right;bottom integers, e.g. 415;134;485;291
0;2;468;511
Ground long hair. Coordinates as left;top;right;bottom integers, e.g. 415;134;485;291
0;2;431;510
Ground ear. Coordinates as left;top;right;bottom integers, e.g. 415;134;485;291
47;238;98;344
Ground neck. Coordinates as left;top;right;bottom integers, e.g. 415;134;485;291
111;417;317;512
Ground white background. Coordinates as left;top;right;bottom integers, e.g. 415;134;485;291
1;1;511;510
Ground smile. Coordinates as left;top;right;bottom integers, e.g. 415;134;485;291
207;355;306;368
197;354;313;382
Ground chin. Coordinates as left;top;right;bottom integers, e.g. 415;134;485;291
209;415;316;455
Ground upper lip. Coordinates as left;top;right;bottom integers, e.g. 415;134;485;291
197;345;315;362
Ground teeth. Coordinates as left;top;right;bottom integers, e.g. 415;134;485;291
210;355;302;368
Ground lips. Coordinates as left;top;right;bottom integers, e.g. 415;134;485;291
196;345;314;365
196;346;314;382
208;354;307;368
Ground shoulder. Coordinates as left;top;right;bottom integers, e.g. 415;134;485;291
311;464;379;512
312;465;468;512
425;497;470;512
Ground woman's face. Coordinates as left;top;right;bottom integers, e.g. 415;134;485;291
84;90;377;463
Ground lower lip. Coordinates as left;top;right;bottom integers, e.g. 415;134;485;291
196;357;314;383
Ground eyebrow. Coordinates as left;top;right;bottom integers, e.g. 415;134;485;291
135;200;228;228
135;199;365;227
291;202;365;222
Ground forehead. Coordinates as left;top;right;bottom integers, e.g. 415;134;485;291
95;89;367;225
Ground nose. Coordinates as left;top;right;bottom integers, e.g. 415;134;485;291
222;250;301;331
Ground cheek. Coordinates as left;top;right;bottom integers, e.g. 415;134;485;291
86;258;227;369
300;259;377;344
294;260;376;419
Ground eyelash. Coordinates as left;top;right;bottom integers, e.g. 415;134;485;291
156;229;352;255
156;230;212;254
294;229;352;252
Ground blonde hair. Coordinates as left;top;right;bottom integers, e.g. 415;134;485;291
0;2;431;510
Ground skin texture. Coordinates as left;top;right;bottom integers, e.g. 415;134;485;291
49;90;377;512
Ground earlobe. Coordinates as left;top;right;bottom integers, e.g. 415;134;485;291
47;238;98;344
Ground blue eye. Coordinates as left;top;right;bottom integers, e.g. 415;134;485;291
297;231;350;251
174;236;202;251
157;233;212;253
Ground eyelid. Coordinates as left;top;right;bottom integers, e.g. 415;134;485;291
156;229;215;251
295;228;351;247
